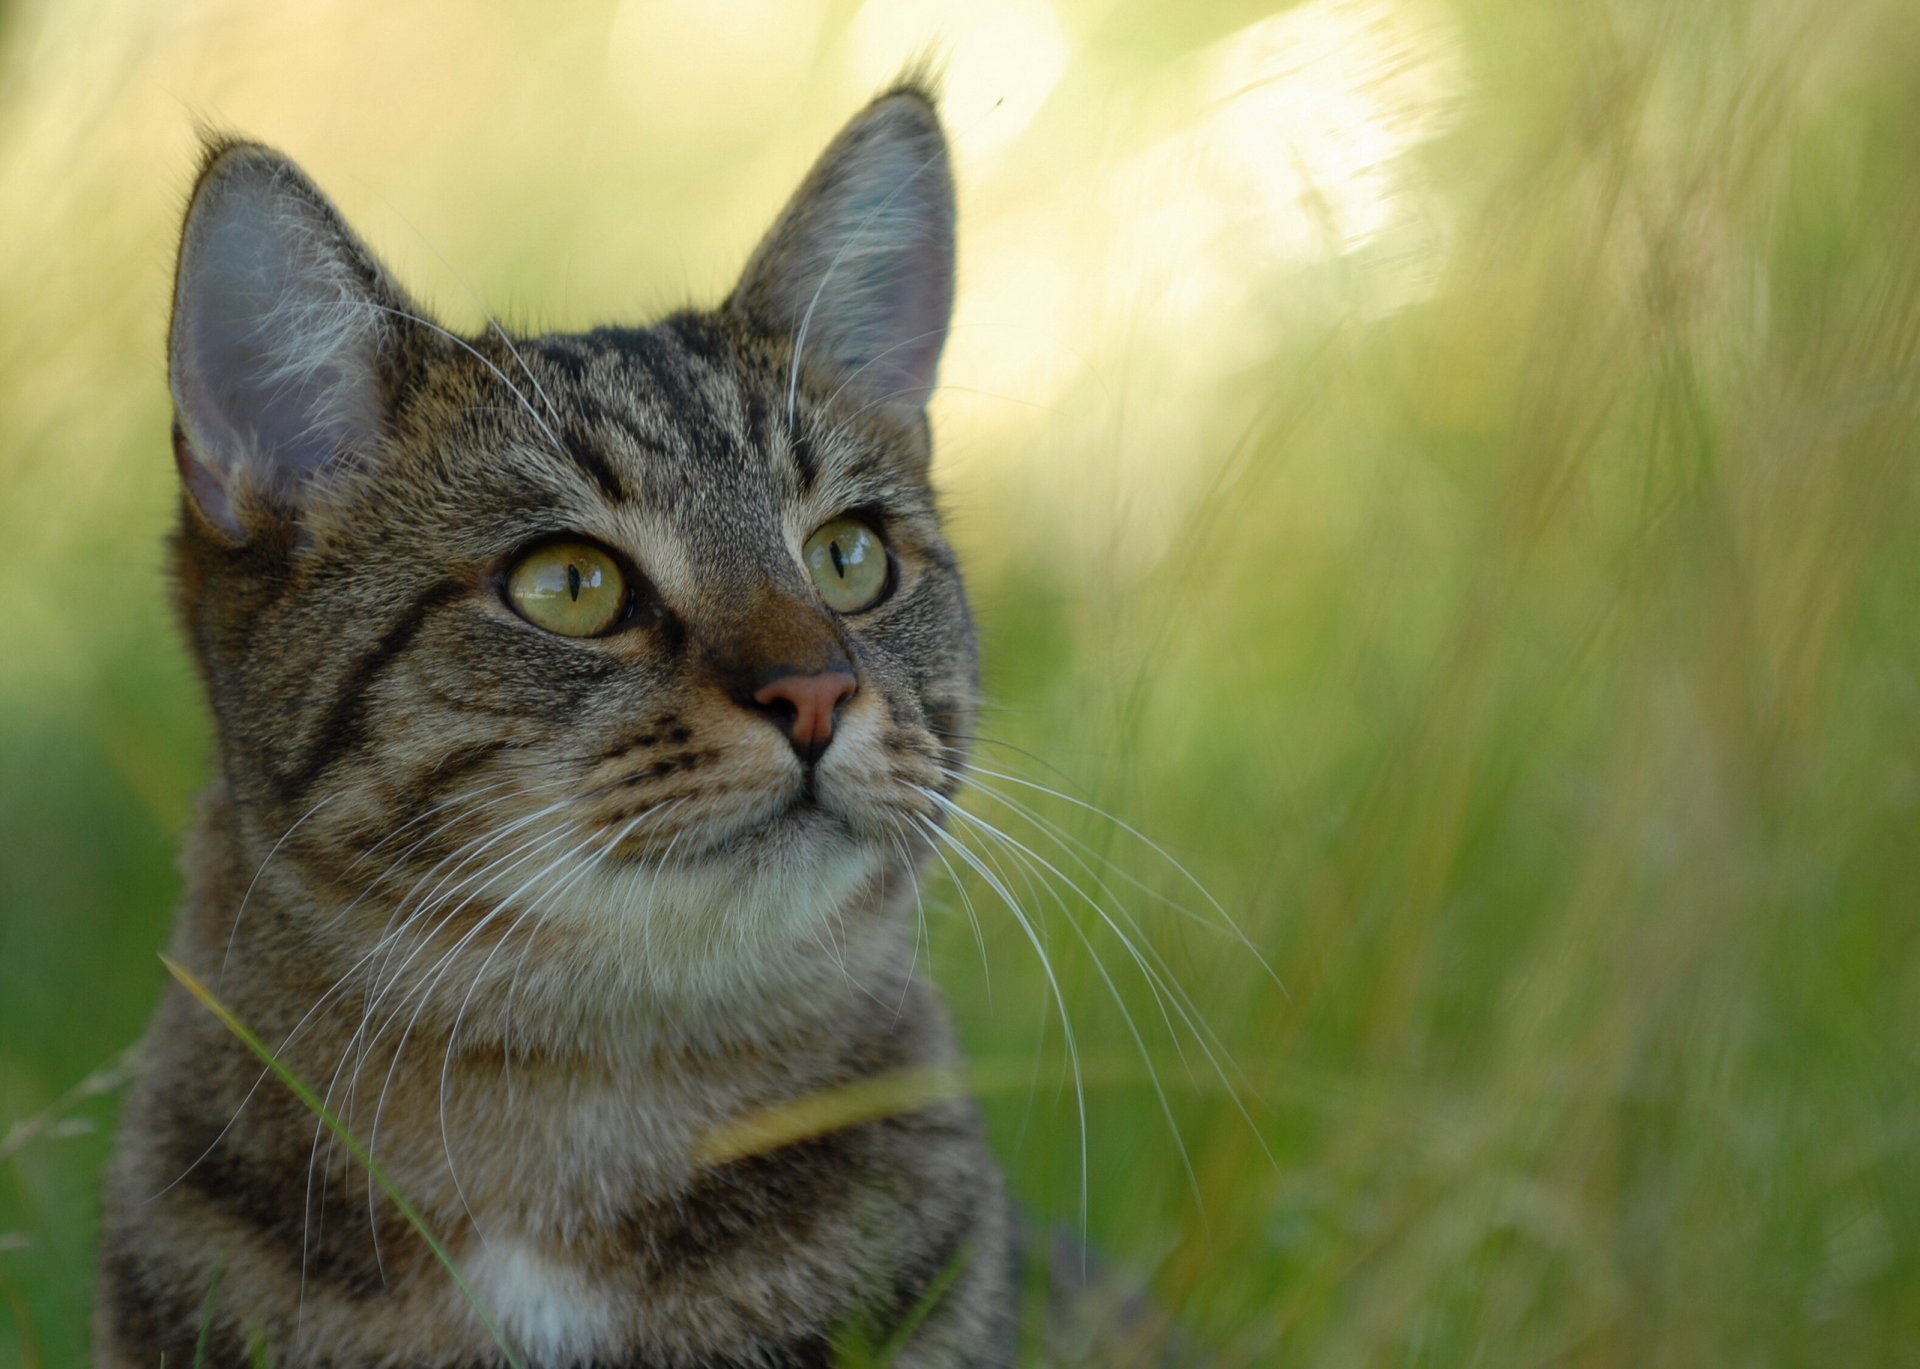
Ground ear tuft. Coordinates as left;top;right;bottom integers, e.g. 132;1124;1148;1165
728;90;956;420
169;140;417;539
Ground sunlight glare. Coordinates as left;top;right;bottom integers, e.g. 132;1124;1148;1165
1107;0;1461;322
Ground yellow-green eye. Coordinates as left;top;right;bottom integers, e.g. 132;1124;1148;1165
506;541;628;637
804;517;890;613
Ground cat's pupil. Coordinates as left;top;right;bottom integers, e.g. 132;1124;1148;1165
830;541;846;579
568;564;582;601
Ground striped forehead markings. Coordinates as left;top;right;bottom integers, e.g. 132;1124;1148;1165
559;432;627;503
789;428;818;494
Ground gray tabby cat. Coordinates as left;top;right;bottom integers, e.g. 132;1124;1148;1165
95;83;1076;1367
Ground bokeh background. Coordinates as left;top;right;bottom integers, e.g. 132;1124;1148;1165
4;0;1920;1363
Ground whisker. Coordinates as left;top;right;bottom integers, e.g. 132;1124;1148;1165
963;761;1287;998
899;814;993;1001
150;784;563;1209
927;785;1275;1176
910;812;1090;1240
341;774;549;878
890;824;931;1017
359;795;581;1022
924;790;1207;1218
223;794;336;985
344;812;584;1272
960;774;1269;1110
363;302;567;456
435;801;682;1234
357;831;578;1266
352;182;567;430
431;822;625;1244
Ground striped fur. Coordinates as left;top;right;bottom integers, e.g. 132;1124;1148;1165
98;85;1026;1367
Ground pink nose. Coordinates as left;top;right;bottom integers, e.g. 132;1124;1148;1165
752;670;857;764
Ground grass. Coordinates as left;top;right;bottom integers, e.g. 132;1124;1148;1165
159;960;526;1369
4;0;1920;1364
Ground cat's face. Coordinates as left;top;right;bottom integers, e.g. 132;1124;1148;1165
169;91;973;1029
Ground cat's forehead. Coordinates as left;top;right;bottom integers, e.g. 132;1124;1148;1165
422;313;923;528
527;317;766;492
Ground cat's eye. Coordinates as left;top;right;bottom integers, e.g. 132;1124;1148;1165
505;541;629;638
804;517;891;613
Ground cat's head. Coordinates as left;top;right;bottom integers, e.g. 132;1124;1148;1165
167;86;976;1035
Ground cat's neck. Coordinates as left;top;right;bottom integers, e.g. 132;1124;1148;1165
170;784;943;1201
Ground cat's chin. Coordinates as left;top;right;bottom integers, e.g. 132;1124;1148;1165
537;792;907;991
708;790;854;856
510;846;893;1025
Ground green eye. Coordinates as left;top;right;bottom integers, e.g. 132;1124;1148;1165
804;517;891;613
506;541;628;637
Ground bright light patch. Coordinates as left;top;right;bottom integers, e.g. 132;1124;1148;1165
1106;0;1461;319
942;0;1461;444
1211;0;1457;257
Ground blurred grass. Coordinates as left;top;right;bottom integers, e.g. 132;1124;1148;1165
4;0;1919;1365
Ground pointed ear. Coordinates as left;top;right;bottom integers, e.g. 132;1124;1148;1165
169;141;423;539
727;87;956;419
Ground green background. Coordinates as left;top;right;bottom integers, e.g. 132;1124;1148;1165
3;0;1918;1363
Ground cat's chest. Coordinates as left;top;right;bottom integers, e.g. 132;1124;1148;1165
461;1240;624;1364
433;1071;714;1221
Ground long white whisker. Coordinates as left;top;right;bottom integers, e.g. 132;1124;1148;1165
431;826;614;1244
363;302;566;455
929;791;1210;1217
223;795;336;984
352;182;567;428
912;812;993;1001
911;813;1090;1240
964;762;1287;998
347;812;584;1270
361;796;580;1022
954;768;1237;943
928;787;1275;1178
435;801;680;1236
154;783;554;1209
963;775;1268;1110
356;820;581;1262
345;781;577;996
818;323;957;417
890;825;931;1017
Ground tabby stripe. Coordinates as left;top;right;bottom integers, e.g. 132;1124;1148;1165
663;310;731;367
275;579;466;802
562;432;628;501
406;737;514;806
620;324;702;428
790;429;818;492
878;1193;977;1343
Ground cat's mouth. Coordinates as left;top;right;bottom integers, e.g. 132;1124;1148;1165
747;787;853;842
598;782;858;870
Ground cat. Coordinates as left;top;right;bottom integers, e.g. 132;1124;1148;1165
92;81;1090;1368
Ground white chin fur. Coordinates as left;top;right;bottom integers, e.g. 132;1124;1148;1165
542;821;889;1004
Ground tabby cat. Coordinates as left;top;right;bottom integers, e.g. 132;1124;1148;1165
95;83;1063;1367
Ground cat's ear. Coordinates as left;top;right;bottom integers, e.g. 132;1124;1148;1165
169;140;423;540
727;85;956;419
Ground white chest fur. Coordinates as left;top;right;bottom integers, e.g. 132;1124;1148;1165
463;1240;619;1366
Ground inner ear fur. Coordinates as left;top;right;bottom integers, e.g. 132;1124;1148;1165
727;83;957;421
169;140;428;540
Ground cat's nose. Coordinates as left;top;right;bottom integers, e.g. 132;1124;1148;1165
751;670;857;765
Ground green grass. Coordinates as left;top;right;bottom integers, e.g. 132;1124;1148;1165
5;0;1920;1364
